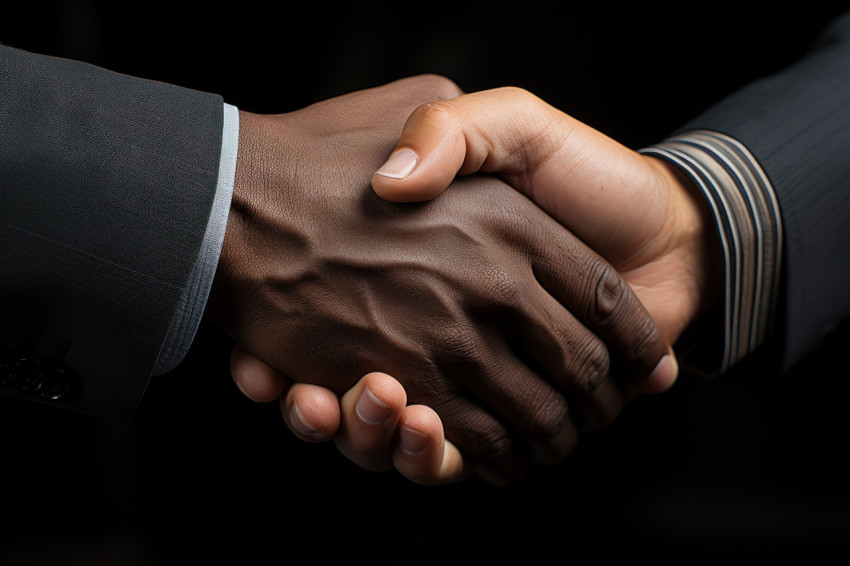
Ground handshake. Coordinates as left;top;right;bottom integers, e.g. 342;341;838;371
205;76;720;486
5;13;847;490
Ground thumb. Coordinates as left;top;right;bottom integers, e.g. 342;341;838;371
372;87;557;202
371;105;467;202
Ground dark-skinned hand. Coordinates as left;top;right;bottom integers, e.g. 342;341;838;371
207;75;672;485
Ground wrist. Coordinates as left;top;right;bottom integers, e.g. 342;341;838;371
207;110;264;331
640;130;783;375
657;157;723;322
625;155;724;346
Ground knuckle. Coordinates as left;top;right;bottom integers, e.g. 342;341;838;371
437;319;481;364
411;99;462;129
523;389;571;442
570;339;611;393
587;260;629;325
497;85;534;101
471;425;518;466
481;262;521;307
408;371;456;413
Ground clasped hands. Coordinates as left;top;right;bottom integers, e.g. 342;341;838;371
206;76;719;486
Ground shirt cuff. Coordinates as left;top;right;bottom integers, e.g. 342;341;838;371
639;130;783;376
153;102;239;375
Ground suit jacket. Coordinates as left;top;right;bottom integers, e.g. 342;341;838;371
680;11;850;372
0;45;224;422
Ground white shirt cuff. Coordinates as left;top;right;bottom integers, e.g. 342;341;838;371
153;102;239;375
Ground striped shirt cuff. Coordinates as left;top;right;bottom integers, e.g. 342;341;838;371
639;130;783;375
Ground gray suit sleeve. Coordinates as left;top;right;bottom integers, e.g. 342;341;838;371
153;104;238;376
0;46;225;422
664;11;850;373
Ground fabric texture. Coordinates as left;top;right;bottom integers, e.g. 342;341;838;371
0;45;224;422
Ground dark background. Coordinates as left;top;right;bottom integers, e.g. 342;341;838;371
2;1;850;562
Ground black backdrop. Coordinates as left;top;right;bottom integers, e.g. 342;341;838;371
2;2;850;562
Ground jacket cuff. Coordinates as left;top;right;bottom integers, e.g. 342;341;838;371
153;103;239;375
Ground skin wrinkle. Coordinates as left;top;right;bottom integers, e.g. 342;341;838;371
621;305;662;362
591;261;627;323
572;335;611;394
516;111;574;180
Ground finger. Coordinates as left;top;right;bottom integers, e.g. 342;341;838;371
333;372;408;472
432;403;531;487
281;382;342;442
428;326;579;468
327;372;474;485
232;344;346;442
371;106;466;202
638;355;679;393
526;217;675;393
371;87;557;203
393;405;473;486
230;344;288;402
503;283;630;431
398;363;532;485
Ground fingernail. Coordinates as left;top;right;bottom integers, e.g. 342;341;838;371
288;400;321;439
645;354;678;393
399;425;429;455
355;386;392;425
375;148;418;179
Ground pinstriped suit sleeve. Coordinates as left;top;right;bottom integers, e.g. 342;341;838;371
0;45;226;422
644;11;850;375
